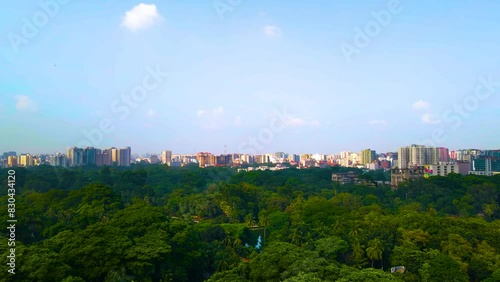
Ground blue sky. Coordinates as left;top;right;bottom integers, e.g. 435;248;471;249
1;0;499;155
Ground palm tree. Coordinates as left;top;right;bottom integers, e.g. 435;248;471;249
258;210;269;243
333;219;345;235
366;238;384;268
351;240;366;268
290;227;303;247
223;234;234;247
349;220;363;237
245;213;255;227
215;251;230;272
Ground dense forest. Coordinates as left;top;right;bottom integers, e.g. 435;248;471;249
1;164;500;281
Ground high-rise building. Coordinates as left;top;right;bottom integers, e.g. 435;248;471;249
470;157;500;176
110;147;118;166
67;147;84;167
101;149;114;166
437;147;450;162
148;155;160;164
240;154;253;164
7;156;17;167
2;151;16;159
288;154;300;163
312;154;327;162
397;145;438;168
449;150;457;161
360;149;376;165
50;154;68;167
117;147;131;166
19;154;34;167
83;147;98;165
197;152;214;167
254;155;270;164
483;150;500;158
216;154;232;166
455;149;482;162
161;150;172;165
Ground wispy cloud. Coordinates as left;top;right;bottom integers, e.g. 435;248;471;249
421;113;441;124
263;25;281;37
121;3;161;31
412;100;430;111
15;95;38;112
411;100;441;124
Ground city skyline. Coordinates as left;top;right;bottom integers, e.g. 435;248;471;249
2;145;499;157
2;1;500;154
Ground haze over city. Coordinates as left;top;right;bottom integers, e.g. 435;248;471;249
1;0;500;155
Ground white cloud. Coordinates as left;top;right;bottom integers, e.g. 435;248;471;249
121;3;161;31
412;100;430;111
263;25;281;37
15;95;38;112
196;110;205;117
421;113;441;124
287;117;307;127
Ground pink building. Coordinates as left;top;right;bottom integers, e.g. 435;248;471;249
438;147;450;162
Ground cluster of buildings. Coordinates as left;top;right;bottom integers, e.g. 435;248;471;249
1;147;131;168
390;145;500;187
2;145;499;189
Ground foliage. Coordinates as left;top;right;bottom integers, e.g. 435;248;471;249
1;165;499;281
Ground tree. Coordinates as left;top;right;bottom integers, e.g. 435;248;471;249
366;239;384;268
337;267;398;282
351;241;367;269
420;250;468;282
258;209;269;243
314;236;349;261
